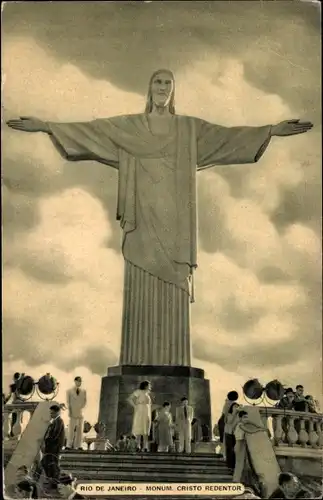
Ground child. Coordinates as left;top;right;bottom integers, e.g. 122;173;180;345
115;434;127;451
156;402;174;453
127;435;138;452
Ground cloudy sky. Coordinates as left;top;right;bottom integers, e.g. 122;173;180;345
2;1;321;425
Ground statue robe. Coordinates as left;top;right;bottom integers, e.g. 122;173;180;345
48;114;271;366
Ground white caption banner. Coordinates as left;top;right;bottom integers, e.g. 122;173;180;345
76;483;245;496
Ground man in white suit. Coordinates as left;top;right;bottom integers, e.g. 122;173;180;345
66;376;87;450
175;397;194;453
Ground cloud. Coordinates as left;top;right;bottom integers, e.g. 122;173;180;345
3;188;122;374
2;1;320;118
2;13;321;425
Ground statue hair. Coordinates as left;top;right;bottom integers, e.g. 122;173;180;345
145;69;175;115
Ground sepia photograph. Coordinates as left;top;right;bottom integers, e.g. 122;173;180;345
2;1;322;499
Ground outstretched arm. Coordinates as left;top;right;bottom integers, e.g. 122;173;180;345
7;117;51;133
6;116;119;169
271;119;313;137
196;118;313;171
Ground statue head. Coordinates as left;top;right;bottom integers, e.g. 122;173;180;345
145;69;175;114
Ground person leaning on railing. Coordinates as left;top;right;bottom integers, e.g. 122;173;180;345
305;395;319;414
275;388;296;442
275;388;295;411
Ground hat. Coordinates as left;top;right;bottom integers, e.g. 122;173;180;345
59;471;76;485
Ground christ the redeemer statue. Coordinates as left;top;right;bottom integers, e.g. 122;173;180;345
7;69;313;368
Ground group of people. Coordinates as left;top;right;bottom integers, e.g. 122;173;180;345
7;465;85;499
4;403;85;499
3;374;88;496
39;376;88;492
216;384;321;474
229;473;323;499
216;391;249;478
3;374;87;450
275;385;320;413
4;375;322;499
215;389;323;499
127;381;196;453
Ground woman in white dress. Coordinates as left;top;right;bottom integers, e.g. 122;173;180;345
128;380;152;452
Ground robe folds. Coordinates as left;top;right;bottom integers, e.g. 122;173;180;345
48;114;272;366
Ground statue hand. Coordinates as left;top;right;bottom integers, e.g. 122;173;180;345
6;116;50;133
271;119;313;137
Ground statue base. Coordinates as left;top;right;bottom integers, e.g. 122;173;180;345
98;365;211;443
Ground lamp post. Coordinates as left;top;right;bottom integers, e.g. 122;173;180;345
242;378;285;406
36;373;59;401
14;374;36;402
4;373;60;440
10;372;60;402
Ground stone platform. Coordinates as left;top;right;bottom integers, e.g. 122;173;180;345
98;365;211;443
60;450;232;483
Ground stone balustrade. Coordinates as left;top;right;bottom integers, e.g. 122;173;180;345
3;402;39;445
259;407;323;450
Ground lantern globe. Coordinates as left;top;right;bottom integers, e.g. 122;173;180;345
265;380;284;401
83;421;91;434
38;374;57;395
243;379;264;400
16;375;35;396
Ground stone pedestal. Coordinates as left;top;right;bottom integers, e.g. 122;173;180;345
98;365;211;444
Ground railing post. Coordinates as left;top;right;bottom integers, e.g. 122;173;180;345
11;409;24;440
316;420;323;448
298;418;309;447
272;414;284;446
3;411;10;439
308;418;319;448
260;412;268;430
286;416;298;446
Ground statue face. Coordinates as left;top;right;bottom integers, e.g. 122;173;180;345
150;71;174;109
